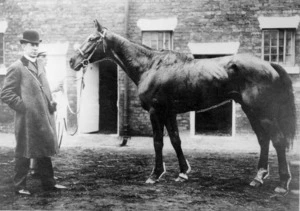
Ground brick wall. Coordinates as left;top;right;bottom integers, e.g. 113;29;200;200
127;0;300;136
0;0;127;133
0;0;299;139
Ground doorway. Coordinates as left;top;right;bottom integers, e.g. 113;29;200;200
98;60;118;134
193;54;233;136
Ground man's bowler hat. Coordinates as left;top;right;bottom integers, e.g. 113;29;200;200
20;30;42;44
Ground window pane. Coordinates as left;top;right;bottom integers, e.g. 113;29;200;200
286;40;292;54
264;55;270;61
279;46;284;55
279;31;284;46
286;31;292;41
264;47;269;54
142;31;173;50
271;55;277;62
150;32;158;49
279;54;284;63
150;41;157;49
264;31;270;47
270;31;278;46
264;31;270;40
271;47;277;54
286;55;292;65
158;33;163;49
164;33;170;50
0;33;3;64
142;32;151;47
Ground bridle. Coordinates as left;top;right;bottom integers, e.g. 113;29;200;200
74;29;107;71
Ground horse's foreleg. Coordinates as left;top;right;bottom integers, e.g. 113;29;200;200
146;108;166;184
165;113;191;182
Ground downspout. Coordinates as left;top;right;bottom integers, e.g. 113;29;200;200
120;0;130;146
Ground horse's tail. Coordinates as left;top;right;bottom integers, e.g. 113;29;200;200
271;63;297;148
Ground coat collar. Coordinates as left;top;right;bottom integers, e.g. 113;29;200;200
20;56;42;75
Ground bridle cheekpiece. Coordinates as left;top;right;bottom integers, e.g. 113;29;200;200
75;28;107;70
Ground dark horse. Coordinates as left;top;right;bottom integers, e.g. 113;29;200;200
69;20;296;194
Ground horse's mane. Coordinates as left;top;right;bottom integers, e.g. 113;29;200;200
129;39;194;63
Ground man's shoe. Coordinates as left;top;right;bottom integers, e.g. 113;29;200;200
15;189;31;195
54;184;67;189
44;184;67;191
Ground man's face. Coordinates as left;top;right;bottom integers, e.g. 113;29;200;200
22;42;39;58
38;55;47;66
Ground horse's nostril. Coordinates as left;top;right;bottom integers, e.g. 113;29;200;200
69;58;74;67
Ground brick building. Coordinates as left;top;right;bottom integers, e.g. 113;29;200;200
0;0;299;139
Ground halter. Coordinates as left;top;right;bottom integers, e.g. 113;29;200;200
74;29;107;71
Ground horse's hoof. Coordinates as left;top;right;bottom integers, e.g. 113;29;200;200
249;179;262;187
175;173;188;182
274;187;289;195
145;162;166;184
145;177;156;184
275;186;288;193
186;159;191;174
250;167;269;187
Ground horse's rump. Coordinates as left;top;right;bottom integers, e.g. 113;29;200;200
270;63;296;148
232;56;296;148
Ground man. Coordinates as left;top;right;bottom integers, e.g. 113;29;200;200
29;50;64;178
37;51;47;66
0;30;66;195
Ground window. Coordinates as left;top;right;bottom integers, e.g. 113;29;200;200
262;29;295;66
142;31;173;50
0;33;3;64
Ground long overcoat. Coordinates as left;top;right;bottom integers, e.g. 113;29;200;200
1;56;58;158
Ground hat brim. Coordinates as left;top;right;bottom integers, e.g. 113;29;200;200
20;39;42;44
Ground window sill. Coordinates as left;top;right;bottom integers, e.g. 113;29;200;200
282;66;300;74
0;64;6;75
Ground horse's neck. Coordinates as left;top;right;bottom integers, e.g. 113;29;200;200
108;33;153;85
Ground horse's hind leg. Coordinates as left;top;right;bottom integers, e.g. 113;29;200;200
146;108;166;184
242;106;270;187
165;113;190;181
270;124;291;194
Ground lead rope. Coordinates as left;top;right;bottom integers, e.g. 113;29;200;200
196;100;232;113
56;67;87;148
58;30;109;146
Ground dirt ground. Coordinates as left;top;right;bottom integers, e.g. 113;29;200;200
0;133;299;211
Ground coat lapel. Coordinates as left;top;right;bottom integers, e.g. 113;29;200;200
21;56;39;75
36;59;45;76
27;60;38;74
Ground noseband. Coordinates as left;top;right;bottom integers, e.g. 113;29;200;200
75;29;107;70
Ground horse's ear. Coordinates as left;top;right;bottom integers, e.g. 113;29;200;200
94;19;103;32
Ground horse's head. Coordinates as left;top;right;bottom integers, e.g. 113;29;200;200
69;20;108;71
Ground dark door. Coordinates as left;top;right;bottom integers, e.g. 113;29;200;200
194;54;232;136
195;102;232;136
99;61;118;134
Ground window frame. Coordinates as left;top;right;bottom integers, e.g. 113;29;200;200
0;33;4;65
141;31;173;50
261;29;296;66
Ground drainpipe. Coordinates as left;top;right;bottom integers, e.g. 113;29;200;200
120;0;130;146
